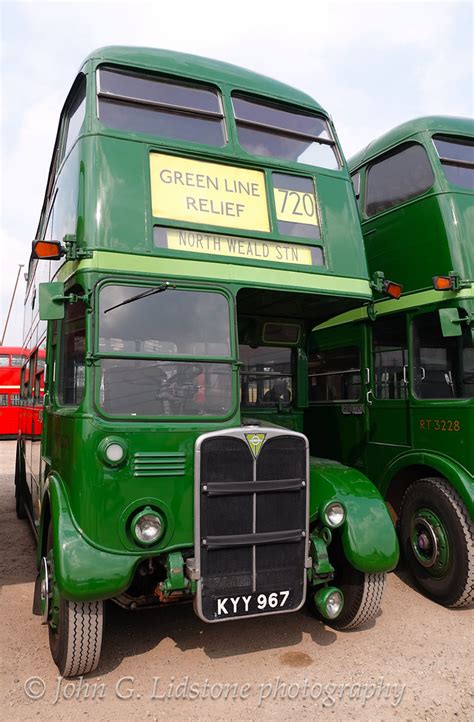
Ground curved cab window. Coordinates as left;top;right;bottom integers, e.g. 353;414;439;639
433;135;474;190
97;67;225;146
365;143;434;216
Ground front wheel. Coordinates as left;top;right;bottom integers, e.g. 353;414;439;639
46;525;104;677
308;533;387;629
324;568;386;630
399;478;474;608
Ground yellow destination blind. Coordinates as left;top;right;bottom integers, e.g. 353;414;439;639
273;186;319;227
157;228;314;266
150;154;270;232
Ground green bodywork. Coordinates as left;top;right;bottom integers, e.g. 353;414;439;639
309;117;473;519
349;116;473;294
25;47;398;604
308;292;474;518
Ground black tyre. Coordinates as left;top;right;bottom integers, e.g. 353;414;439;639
309;534;387;629
14;443;27;519
325;568;386;630
399;478;474;608
46;525;104;677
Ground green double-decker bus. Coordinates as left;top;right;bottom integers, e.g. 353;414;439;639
307;117;473;608
15;46;398;677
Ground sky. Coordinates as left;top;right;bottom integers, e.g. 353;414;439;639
0;0;473;345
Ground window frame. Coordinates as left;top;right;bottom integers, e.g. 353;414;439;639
56;290;87;409
231;92;342;169
371;314;409;401
96;64;227;148
432;134;474;190
95;279;235;362
93;278;238;421
410;308;474;401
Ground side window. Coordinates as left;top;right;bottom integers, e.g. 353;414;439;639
372;316;408;399
63;76;86;159
412;311;474;399
365;143;434;216
58;293;86;406
308;347;361;402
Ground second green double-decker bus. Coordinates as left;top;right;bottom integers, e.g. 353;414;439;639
15;47;398;677
307;117;473;609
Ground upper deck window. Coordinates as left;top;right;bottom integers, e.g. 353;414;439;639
365;143;434;217
97;67;225;146
433;135;474;190
232;94;340;169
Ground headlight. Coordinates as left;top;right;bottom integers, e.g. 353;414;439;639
314;586;344;620
105;443;125;463
321;501;346;528
131;507;164;546
98;437;127;467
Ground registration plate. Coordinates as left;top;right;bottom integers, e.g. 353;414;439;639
214;589;292;618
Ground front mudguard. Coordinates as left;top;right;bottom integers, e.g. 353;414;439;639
39;474;139;601
310;457;399;573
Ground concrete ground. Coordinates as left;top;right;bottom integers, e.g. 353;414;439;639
0;440;472;721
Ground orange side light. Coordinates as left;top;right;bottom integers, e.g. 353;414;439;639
32;240;63;259
384;281;403;299
432;276;453;291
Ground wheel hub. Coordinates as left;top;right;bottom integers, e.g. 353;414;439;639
411;508;449;576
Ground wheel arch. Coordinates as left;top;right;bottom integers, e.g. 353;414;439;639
381;452;474;522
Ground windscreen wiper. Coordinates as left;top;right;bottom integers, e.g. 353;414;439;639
103;282;176;314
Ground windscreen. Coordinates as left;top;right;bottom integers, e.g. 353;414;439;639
98;285;233;417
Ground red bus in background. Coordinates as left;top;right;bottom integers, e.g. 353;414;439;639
0;347;24;438
0;346;45;439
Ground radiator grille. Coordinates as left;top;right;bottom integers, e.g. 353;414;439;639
196;430;308;622
132;452;186;477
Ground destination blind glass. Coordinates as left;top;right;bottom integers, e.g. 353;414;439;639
272;173;320;239
154;227;324;267
150;153;270;232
